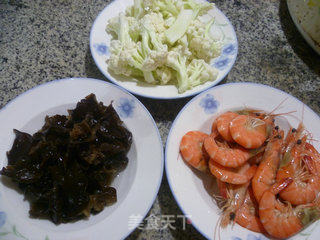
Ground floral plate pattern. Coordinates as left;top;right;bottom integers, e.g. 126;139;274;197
90;0;238;99
165;82;320;240
0;78;163;240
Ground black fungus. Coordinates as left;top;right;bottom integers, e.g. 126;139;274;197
0;94;132;224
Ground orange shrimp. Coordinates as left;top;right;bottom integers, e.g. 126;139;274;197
235;188;266;233
229;115;267;149
247;151;265;165
259;178;320;239
215;111;239;142
259;177;302;239
282;122;304;155
217;179;228;199
209;160;257;185
204;136;251;168
180;131;209;171
305;142;320;172
211;117;219;136
277;136;320;205
217;181;249;228
252;129;284;202
214;182;249;240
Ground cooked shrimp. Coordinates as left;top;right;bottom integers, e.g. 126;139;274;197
217;179;228;199
277;136;320;205
211;117;219;137
220;182;249;228
209;160;257;185
180;131;209;171
204;136;251;168
259;178;320;239
229;115;267;149
282;122;304;155
216;111;239;142
239;103;294;130
259;177;303;239
252;129;284;202
305;142;320;172
235;188;266;233
247;151;265;165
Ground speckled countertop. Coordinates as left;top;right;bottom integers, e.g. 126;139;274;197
1;0;319;239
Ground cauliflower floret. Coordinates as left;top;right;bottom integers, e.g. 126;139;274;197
126;0;148;19
127;16;141;42
106;14;141;42
144;0;182;19
187;19;222;62
141;12;166;33
164;16;175;27
108;40;143;77
106;16;120;37
166;48;189;93
107;15;156;83
187;59;218;87
155;66;173;85
142;50;168;71
182;0;214;16
177;34;188;49
138;13;168;71
106;0;222;90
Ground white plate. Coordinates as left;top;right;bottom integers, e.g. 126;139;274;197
90;0;238;99
287;0;320;55
165;82;320;240
0;78;163;240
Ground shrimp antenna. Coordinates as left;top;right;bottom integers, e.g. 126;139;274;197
269;97;289;115
308;138;320;143
294;103;306;125
214;215;222;240
306;131;320;144
302;103;305;124
271;110;297;117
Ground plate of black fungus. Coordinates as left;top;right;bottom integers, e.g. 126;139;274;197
0;78;163;240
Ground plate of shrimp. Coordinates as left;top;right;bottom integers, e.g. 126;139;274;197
165;82;320;240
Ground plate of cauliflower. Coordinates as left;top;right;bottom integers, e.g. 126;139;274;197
90;0;238;99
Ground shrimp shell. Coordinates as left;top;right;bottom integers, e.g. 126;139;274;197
252;129;284;202
180;131;208;171
209;160;257;185
204;136;251;168
230;115;267;149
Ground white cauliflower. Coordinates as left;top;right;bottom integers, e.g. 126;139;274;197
187;59;218;87
155;66;173;85
187;18;222;62
106;0;223;92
